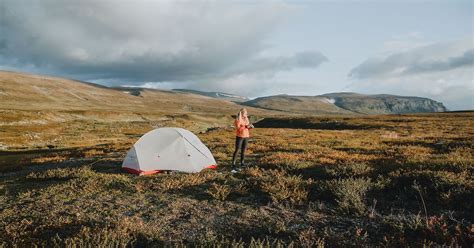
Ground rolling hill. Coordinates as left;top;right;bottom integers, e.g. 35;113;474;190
244;93;447;115
243;95;355;115
322;93;447;114
0;71;249;113
0;70;276;142
172;89;249;102
0;70;447;118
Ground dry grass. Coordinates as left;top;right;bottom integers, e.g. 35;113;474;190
207;183;231;201
0;112;473;246
325;177;372;215
260;170;309;205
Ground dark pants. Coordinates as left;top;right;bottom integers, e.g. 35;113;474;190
232;136;248;168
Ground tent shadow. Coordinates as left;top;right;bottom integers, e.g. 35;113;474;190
90;160;124;174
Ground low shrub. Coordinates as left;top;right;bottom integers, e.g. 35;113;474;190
326;177;372;215
298;227;325;248
207;182;231;201
26;166;95;181
158;172;215;191
325;162;373;178
83;149;105;158
49;228;136;248
443;147;473;172
261;170;309;205
379;214;472;246
31;154;68;164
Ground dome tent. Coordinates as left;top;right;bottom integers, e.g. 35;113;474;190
122;127;217;175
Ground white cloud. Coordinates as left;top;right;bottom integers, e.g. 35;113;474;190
348;39;474;110
380;32;427;54
349;39;473;79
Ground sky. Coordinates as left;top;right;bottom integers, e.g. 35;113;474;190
0;0;473;110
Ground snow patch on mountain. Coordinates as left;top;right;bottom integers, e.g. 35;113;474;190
320;98;336;104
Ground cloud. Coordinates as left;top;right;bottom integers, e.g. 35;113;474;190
348;39;474;110
0;0;327;90
379;32;427;54
227;51;328;76
349;40;473;79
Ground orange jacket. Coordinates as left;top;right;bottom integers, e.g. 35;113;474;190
234;117;250;138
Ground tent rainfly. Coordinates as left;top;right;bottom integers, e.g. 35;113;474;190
122;127;217;175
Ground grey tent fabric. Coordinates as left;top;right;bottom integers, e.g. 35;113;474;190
122;127;217;174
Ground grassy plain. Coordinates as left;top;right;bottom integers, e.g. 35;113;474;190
0;112;473;247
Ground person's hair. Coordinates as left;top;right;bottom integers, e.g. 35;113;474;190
236;108;247;121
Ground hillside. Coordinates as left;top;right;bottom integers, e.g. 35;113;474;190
173;89;250;102
1;71;448;118
323;93;448;114
0;71;286;120
244;95;355;115
245;93;447;115
0;71;275;150
0;71;247;113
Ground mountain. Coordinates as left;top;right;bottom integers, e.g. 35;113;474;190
322;93;447;114
243;95;355;115
0;70;447;120
244;93;447;115
0;70;258;113
0;71;276;132
173;89;249;102
0;71;142;111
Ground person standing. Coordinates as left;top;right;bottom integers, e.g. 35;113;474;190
231;108;253;173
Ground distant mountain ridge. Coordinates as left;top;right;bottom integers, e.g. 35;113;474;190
243;95;354;115
173;89;249;102
0;71;255;116
321;93;447;114
244;93;447;115
0;70;448;115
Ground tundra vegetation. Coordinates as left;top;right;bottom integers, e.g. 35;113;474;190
0;113;473;247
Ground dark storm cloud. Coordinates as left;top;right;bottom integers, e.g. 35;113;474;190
349;41;474;79
0;0;327;85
